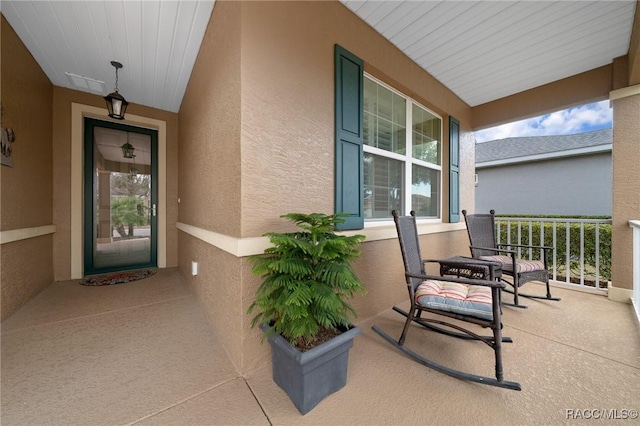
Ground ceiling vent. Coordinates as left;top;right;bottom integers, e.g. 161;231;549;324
65;72;106;95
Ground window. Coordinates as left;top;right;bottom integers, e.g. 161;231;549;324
363;75;442;220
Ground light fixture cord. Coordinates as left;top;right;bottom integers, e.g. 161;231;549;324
115;67;119;92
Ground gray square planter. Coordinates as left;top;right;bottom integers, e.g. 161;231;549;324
260;323;361;414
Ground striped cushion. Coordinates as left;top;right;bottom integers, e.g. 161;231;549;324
479;255;545;274
415;280;493;321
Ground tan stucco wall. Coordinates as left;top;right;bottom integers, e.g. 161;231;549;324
1;15;54;320
611;92;640;292
177;0;245;371
240;1;472;236
178;0;242;237
178;234;245;371
52;88;179;281
1;16;53;230
179;1;475;374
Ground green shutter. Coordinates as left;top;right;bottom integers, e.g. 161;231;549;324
449;116;461;223
335;45;364;230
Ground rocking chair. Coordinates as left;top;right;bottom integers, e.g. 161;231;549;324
462;210;560;308
371;210;521;390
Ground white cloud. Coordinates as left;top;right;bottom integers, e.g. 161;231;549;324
475;100;612;143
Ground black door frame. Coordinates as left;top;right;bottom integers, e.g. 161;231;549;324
83;118;159;275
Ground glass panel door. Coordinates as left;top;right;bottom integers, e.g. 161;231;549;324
84;118;158;275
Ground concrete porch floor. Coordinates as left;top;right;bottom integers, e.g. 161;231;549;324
2;268;639;425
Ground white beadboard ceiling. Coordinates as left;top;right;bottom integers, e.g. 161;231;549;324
2;0;215;113
342;0;637;106
2;1;637;112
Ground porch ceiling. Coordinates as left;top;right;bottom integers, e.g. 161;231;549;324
342;0;637;107
1;1;637;112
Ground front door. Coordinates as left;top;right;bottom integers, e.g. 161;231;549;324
83;118;158;275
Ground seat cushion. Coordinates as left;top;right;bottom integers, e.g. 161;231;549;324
479;255;545;274
415;280;493;321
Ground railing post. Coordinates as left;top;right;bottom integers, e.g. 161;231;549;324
552;221;557;281
565;221;570;284
580;222;585;286
630;220;640;322
595;223;600;287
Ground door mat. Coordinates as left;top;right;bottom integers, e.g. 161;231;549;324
80;268;157;286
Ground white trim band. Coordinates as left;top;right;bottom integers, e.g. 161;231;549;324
177;221;467;258
0;225;56;244
176;222;272;257
609;84;640;102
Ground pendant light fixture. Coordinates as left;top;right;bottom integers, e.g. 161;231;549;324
121;132;135;159
104;61;129;120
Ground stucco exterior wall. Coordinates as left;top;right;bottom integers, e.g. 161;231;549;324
177;0;244;372
476;153;613;216
52;88;179;281
178;1;475;374
178;0;242;237
1;16;54;320
611;93;640;291
240;1;473;236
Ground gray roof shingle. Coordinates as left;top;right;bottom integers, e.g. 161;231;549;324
476;128;612;163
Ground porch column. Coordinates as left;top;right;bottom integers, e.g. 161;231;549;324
97;170;112;244
609;85;640;302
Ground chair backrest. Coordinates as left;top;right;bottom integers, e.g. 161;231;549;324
392;210;424;290
462;210;498;258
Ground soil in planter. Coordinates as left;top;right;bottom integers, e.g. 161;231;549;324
294;327;343;352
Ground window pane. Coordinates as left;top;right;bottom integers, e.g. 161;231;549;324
364;153;404;219
364;78;406;154
412;165;439;217
363;111;376;147
412;104;440;164
364;78;377;114
378;85;393;121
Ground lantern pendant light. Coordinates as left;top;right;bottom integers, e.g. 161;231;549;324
104;61;129;120
121;132;135;159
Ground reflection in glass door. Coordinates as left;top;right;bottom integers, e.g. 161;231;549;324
84;118;158;275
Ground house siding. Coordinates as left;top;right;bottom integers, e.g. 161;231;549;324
611;93;640;291
1;16;54;320
476;152;612;216
178;1;476;374
177;0;244;372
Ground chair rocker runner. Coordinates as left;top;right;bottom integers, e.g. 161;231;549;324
371;210;521;391
462;210;561;308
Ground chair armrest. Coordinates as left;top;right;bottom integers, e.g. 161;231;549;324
422;258;446;265
469;245;515;255
497;243;554;251
422;258;483;267
405;272;505;289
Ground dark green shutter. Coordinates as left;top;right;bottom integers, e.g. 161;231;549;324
335;45;364;230
449;116;460;223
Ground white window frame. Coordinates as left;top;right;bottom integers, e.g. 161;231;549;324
363;73;443;224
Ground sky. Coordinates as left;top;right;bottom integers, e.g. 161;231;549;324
474;100;612;143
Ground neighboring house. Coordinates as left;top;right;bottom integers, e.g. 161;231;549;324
475;129;612;216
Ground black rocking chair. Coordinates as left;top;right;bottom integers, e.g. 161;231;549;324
462;210;561;308
372;210;521;391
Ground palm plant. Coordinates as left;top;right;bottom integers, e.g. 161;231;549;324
248;212;366;349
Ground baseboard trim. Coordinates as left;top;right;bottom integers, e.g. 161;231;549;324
607;284;633;304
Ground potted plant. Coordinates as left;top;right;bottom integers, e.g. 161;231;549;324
248;212;366;414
